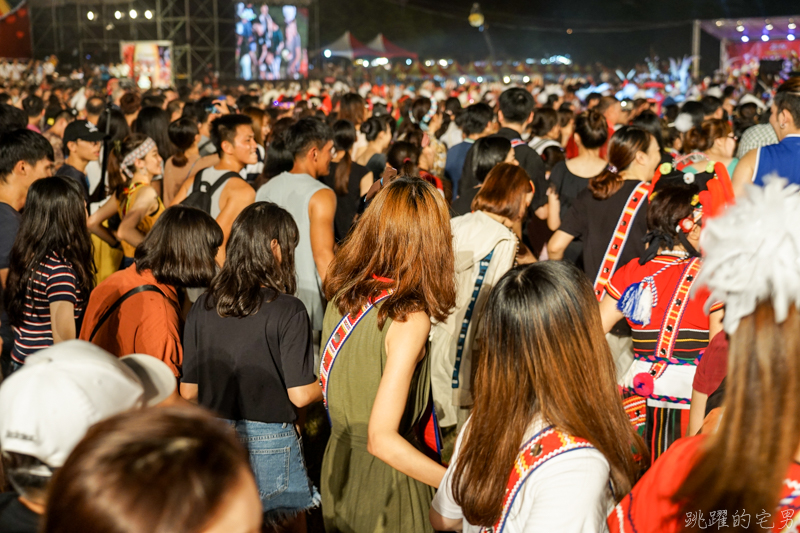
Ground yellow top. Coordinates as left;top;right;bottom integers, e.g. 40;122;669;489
117;182;165;258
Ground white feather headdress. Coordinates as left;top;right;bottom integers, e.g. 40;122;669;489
695;176;800;334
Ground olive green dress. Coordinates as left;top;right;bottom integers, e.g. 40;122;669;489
321;300;436;533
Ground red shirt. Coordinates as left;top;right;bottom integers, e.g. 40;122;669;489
608;435;800;532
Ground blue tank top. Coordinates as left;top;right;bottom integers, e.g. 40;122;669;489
753;135;800;186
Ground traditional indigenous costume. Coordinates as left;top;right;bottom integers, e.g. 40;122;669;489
606;167;733;461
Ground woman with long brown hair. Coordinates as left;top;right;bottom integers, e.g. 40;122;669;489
431;261;646;532
320;177;456;533
548;126;661;377
608;177;800;533
431;163;534;431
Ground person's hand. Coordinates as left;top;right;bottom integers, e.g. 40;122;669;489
516;243;537;265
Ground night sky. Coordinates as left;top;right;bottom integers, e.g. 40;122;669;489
317;0;800;72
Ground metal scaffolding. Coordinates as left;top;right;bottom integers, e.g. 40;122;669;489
29;0;235;82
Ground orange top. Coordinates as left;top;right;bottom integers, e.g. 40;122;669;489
79;265;183;377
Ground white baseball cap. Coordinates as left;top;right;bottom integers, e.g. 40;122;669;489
0;340;176;468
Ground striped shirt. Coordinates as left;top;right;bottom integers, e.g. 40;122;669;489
11;252;85;363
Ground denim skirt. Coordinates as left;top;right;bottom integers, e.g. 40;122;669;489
225;419;320;522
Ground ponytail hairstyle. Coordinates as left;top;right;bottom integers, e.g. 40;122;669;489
331;119;356;196
386;141;421;178
640;183;701;264
168;118;199;169
588;126;652;200
108;133;152;199
361;116;387;142
682;119;731;153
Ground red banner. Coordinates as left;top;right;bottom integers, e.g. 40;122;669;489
0;2;32;59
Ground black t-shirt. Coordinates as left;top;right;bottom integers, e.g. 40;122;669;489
322;160;372;243
182;290;316;424
550;161;593;266
559;180;649;289
0;202;21;356
0;493;40;533
55;163;89;201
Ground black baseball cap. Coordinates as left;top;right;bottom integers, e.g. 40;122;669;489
63;120;105;144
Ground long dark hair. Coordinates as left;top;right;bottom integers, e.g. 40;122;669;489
132;106;175;161
4;177;95;326
452;262;646;526
324;177;456;329
588;126;651;200
331;119;355;196
206;202;298;318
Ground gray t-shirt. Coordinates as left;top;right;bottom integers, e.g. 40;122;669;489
255;172;329;333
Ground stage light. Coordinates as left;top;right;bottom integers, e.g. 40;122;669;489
406;59;412;65
789;34;796;41
566;28;572;34
87;10;94;20
761;34;769;41
790;22;797;30
425;60;433;67
144;10;152;19
736;25;744;32
458;77;466;84
741;35;749;42
503;76;511;84
766;23;773;30
114;10;122;19
477;76;483;82
129;9;137;18
715;20;723;27
523;76;530;83
323;49;332;58
438;59;447;67
106;23;114;30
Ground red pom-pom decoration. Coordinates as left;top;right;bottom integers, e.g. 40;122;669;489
633;372;655;398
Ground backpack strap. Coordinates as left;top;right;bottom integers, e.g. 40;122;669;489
191;169;240;196
89;284;175;342
205;171;241;197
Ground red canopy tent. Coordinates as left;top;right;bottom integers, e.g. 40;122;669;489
323;31;375;59
365;34;418;59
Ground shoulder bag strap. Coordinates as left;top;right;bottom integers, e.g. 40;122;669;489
191;168;206;194
89;284;171;342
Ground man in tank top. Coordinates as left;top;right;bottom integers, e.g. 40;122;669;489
255;118;336;354
172;114;256;264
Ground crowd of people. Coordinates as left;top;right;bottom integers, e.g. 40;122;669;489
0;63;799;533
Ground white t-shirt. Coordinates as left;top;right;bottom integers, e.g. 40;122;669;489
432;417;614;533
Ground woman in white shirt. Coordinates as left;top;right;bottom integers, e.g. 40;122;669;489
430;261;646;533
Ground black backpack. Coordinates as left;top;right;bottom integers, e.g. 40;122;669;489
180;168;241;214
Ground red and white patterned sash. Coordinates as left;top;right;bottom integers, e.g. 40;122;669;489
593;182;650;301
482;427;595;533
319;289;393;411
